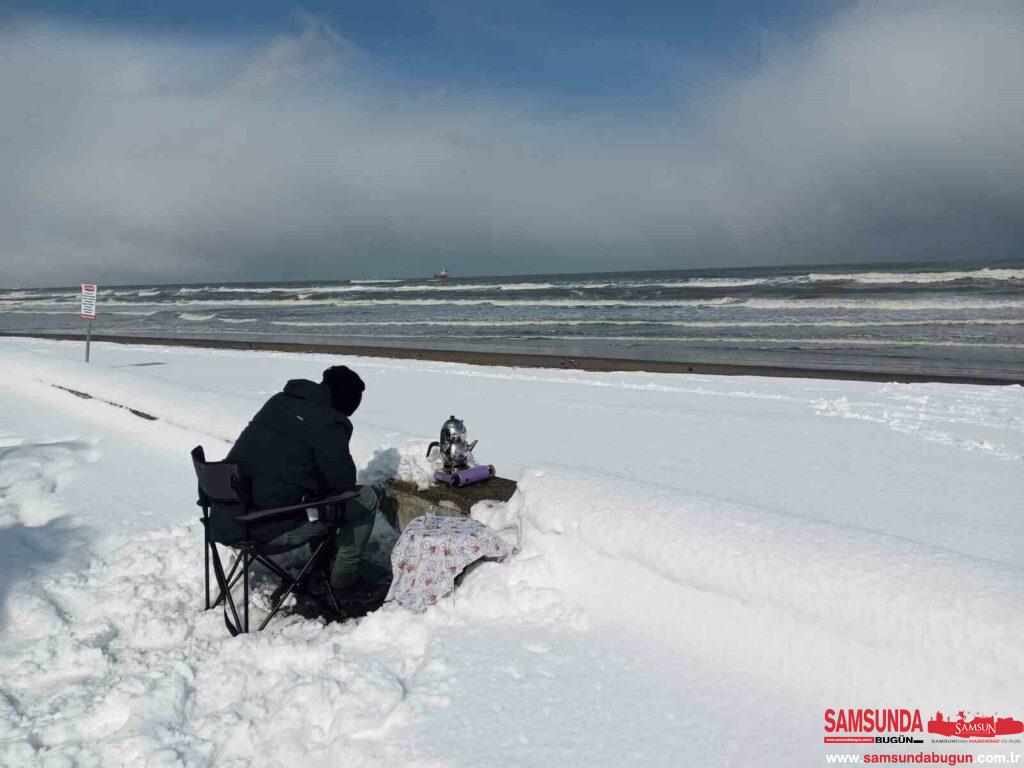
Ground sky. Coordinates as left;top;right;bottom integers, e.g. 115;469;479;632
1;0;1022;285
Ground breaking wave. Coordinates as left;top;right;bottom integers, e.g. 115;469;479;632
681;267;1024;288
268;318;1024;329
4;295;1024;312
174;281;561;295
741;297;1024;311
802;268;1024;285
171;296;1024;310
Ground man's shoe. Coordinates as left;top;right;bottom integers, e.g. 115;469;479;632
325;576;389;618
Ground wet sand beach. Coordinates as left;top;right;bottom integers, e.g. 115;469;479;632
4;331;1020;386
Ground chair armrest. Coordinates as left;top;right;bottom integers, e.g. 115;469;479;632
235;488;362;523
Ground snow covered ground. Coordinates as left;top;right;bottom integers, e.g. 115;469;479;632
0;336;1021;767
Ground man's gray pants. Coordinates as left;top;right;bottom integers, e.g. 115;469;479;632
268;485;380;589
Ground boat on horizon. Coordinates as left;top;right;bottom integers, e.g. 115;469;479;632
434;267;450;279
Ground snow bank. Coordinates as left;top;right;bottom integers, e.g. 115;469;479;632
478;467;1024;699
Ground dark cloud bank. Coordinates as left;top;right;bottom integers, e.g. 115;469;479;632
2;1;1022;286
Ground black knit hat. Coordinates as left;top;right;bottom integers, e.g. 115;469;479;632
322;365;365;416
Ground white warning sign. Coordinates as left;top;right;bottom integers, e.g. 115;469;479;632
81;284;97;320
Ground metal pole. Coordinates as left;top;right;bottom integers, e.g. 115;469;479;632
85;319;92;363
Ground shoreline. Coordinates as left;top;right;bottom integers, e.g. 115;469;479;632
3;331;1020;386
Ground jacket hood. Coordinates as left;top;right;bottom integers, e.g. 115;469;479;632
271;379;352;430
283;378;331;404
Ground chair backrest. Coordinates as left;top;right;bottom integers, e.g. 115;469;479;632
191;445;251;508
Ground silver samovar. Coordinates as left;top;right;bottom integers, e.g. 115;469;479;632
426;415;494;487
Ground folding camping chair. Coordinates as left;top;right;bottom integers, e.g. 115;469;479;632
191;445;360;635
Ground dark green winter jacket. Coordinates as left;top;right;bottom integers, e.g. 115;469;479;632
211;379;357;543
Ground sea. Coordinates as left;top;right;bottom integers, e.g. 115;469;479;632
2;261;1023;380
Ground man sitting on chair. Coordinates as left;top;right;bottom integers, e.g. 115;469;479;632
222;365;383;605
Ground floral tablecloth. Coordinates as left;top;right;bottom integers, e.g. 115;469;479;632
385;515;513;612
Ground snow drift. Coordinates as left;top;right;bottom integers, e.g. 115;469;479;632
482;468;1024;690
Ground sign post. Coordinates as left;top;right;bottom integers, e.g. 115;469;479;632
81;284;97;362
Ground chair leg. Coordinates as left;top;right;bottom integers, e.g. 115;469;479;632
324;570;342;617
208;541;244;636
243;550;250;633
258;536;333;631
212;552;245;609
204;523;211;610
253;544;333;604
252;554;317;603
